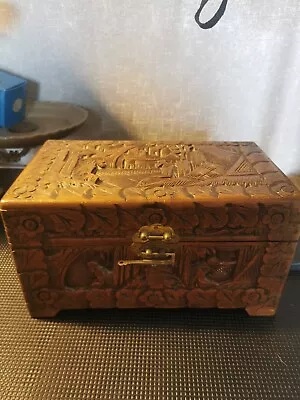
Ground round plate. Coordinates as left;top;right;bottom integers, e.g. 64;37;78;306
0;101;88;148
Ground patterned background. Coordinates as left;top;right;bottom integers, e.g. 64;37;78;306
1;0;300;174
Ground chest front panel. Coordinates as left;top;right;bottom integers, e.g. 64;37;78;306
10;230;296;317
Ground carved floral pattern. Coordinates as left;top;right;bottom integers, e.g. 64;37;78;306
56;289;88;310
261;243;295;277
164;290;187;307
227;205;259;228
32;288;58;306
13;249;47;272
5;215;44;245
116;289;141;308
3;201;300;243
169;207;199;231
146;187;176;198
262;207;289;230
20;215;44;234
86;289;115;308
139;290;166;307
139;208;168;225
12;182;38;199
196;206;228;230
187;289;218;308
242;289;268;307
19;270;49;291
47;210;85;233
216;289;245;308
257;277;283;294
83;208;120;233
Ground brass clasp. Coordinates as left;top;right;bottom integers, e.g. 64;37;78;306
118;224;179;267
118;253;175;267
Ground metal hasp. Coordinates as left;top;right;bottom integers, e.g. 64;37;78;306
118;224;179;267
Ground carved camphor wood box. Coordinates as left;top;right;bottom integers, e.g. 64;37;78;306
1;140;300;317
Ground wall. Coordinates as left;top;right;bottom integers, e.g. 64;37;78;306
1;0;300;174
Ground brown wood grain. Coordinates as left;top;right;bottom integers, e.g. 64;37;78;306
1;140;300;317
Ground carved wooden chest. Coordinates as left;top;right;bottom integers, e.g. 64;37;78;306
1;140;300;317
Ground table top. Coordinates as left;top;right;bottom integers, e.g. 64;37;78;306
1;234;300;400
0;102;88;149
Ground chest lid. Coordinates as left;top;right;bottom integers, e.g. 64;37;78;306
2;140;300;242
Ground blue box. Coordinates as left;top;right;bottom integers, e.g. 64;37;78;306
0;71;27;128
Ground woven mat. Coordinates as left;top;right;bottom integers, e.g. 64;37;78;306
1;237;300;400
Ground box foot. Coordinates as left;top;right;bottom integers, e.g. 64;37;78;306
246;306;276;317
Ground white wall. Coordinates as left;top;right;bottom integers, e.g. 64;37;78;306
1;0;300;174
